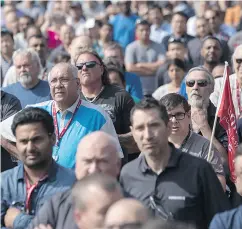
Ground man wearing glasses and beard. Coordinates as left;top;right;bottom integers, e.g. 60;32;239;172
185;66;228;164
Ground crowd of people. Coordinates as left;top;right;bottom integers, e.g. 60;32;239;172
1;0;242;229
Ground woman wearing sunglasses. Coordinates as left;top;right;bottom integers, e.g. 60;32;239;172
152;58;186;101
74;48;137;162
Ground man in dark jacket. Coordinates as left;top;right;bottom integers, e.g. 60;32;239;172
27;131;121;229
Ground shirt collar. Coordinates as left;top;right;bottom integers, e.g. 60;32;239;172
140;143;182;173
17;160;58;182
55;95;80;114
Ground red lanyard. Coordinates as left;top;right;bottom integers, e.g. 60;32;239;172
25;173;48;213
52;99;82;146
236;81;242;116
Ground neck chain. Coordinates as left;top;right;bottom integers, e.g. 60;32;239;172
82;86;104;103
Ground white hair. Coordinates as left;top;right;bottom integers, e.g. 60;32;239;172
47;63;78;82
12;48;42;76
186;66;215;88
232;44;242;64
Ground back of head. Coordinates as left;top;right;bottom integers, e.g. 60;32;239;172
72;173;121;211
105;198;150;227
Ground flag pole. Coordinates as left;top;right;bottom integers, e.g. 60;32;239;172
207;62;229;162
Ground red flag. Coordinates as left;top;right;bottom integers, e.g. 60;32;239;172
218;65;239;182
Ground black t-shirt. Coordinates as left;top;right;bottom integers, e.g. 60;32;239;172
1;91;21;172
80;85;135;135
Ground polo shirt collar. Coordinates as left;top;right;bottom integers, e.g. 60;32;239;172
55;95;80;114
17;159;58;182
140;143;182;173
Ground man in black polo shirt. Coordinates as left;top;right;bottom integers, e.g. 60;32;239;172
120;98;230;229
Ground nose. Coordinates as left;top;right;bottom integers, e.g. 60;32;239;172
170;116;177;123
192;82;199;90
26;141;35;152
143;127;153;140
88;161;100;174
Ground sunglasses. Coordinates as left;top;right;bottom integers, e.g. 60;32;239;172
236;59;242;64
76;61;101;70
186;79;208;87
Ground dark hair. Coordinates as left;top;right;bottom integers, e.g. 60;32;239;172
54;52;71;64
160;93;191;112
27;34;47;43
19;15;34;24
11;107;54;136
130;98;169;126
100;22;113;30
168;36;186;46
235;144;242;158
172;11;189;21
104;57;125;84
148;4;162;13
72;173;121;210
202;35;222;49
167;58;186;72
135;19;150;29
1;28;14;41
75;47;110;85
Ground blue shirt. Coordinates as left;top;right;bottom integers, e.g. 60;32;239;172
179;78;188;100
125;72;143;99
30;99;123;168
3;80;51;108
209;205;242;229
1;160;75;229
110;13;139;49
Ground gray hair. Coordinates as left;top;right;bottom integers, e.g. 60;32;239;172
12;48;42;75
186;66;215;88
47;63;78;82
232;44;242;66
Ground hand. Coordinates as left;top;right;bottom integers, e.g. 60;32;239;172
191;108;209;129
4;207;21;228
34;224;53;229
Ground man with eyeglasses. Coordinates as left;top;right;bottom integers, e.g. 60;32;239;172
185;66;228;163
211;45;242;118
0;63;123;169
104;198;149;229
120;98;230;229
160;93;226;190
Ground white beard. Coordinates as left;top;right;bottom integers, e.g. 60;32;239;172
18;73;33;87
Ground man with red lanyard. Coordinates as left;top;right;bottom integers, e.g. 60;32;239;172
0;63;123;169
1;107;76;229
211;44;242;118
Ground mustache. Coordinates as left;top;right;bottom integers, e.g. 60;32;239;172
190;91;201;97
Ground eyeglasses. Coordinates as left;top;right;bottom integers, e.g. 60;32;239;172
168;36;185;44
168;112;186;121
50;78;74;87
186;79;208;87
149;196;173;221
105;222;142;229
76;61;101;71
236;59;242;64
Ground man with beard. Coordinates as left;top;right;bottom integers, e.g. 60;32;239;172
1;107;76;229
179;36;223;100
2;49;51;108
185;66;228;163
211;45;242;118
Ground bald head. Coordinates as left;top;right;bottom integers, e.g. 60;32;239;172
69;35;93;63
75;131;121;180
105;198;149;227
